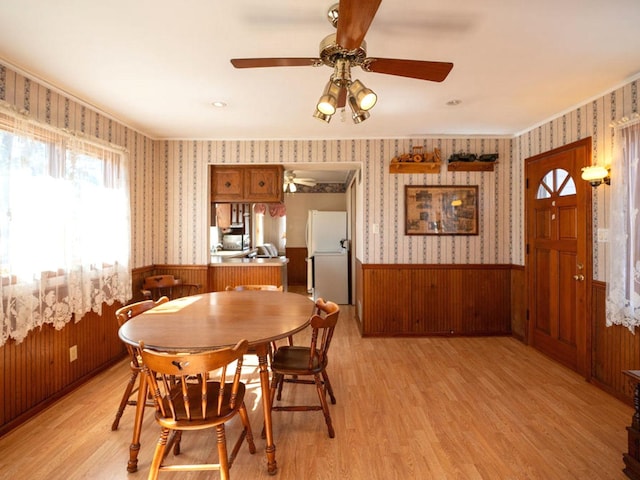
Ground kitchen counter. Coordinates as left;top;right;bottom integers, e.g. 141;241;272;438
209;256;288;266
210;248;257;259
208;256;289;291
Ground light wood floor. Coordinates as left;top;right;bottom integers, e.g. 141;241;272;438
0;301;633;479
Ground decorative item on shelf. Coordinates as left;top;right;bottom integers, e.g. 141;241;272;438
447;152;498;172
389;147;441;174
581;165;610;187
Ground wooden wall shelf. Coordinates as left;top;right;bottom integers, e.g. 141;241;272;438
389;147;441;174
447;161;497;172
389;161;441;174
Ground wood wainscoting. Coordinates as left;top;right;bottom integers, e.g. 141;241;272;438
208;264;286;292
0;264;207;437
0;301;125;437
4;263;640;438
285;247;308;286
592;280;640;403
358;263;513;336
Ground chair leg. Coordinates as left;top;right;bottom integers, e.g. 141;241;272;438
276;373;285;401
238;403;256;454
263;373;282;439
168;430;182;456
314;373;335;438
111;369;138;431
216;424;230;480
148;427;170;480
321;370;336;405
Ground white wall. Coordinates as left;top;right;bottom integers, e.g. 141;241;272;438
284;193;347;248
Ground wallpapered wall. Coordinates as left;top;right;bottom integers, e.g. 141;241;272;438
1;61;638;282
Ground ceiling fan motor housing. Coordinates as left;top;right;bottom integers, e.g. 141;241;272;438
320;33;367;69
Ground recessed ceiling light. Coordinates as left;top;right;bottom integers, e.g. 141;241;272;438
211;101;227;108
446;99;462;106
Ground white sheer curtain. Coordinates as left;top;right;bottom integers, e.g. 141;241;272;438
0;105;132;345
606;120;640;331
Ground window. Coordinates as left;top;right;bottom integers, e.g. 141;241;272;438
535;168;576;199
0;107;132;345
607;120;640;331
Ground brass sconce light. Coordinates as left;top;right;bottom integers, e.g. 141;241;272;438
581;165;611;187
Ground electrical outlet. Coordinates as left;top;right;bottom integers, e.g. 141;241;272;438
69;345;78;362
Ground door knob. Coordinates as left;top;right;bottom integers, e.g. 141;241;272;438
573;274;585;281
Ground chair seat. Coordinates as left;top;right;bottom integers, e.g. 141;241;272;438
271;346;324;374
156;381;246;429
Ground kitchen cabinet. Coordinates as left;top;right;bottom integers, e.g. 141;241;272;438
211;165;283;203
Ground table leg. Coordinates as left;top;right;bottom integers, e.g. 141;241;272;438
255;343;278;475
127;368;148;473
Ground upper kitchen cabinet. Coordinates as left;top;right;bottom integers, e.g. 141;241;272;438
211;165;283;203
211;167;243;202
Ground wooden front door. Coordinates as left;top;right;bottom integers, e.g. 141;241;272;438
525;138;592;377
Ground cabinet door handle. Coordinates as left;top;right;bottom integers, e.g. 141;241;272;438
225;181;231;188
573;274;585;281
258;181;265;187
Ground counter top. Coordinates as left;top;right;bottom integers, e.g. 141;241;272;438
210;256;289;266
211;248;256;258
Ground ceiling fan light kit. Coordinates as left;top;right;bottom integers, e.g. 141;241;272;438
313;109;332;123
231;0;453;126
348;94;370;123
317;80;342;115
348;79;377;111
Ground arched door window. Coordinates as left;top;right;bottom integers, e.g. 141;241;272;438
535;168;576;199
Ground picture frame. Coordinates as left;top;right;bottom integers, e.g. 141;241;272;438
405;185;479;235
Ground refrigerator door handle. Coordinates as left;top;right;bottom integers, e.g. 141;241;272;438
310;256;315;288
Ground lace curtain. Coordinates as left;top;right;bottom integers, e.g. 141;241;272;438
606;120;640;331
0;105;133;345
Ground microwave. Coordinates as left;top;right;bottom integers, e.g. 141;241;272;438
222;234;250;251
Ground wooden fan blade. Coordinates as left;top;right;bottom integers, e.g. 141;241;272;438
336;0;382;51
363;58;454;82
230;58;320;68
337;87;347;108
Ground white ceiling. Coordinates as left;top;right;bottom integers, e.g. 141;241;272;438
1;0;640;145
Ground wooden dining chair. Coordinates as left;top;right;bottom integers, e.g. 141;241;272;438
111;296;170;431
269;298;340;438
141;274;201;301
140;339;256;480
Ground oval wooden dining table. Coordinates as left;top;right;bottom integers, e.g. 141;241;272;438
118;290;315;475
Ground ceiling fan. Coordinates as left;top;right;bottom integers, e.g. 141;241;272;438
283;171;317;193
231;0;454;124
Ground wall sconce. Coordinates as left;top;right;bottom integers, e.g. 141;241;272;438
581;165;610;187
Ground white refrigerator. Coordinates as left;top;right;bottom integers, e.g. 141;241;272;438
306;210;349;304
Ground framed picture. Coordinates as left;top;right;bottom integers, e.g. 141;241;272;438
405;185;478;235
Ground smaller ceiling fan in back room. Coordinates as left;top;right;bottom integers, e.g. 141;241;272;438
231;0;454;124
283;171;317;193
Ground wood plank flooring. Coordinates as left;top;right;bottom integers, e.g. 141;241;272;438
0;301;633;479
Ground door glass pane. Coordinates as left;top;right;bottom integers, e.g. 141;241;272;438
557;168;576;196
536;168;576;199
536;184;551;199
